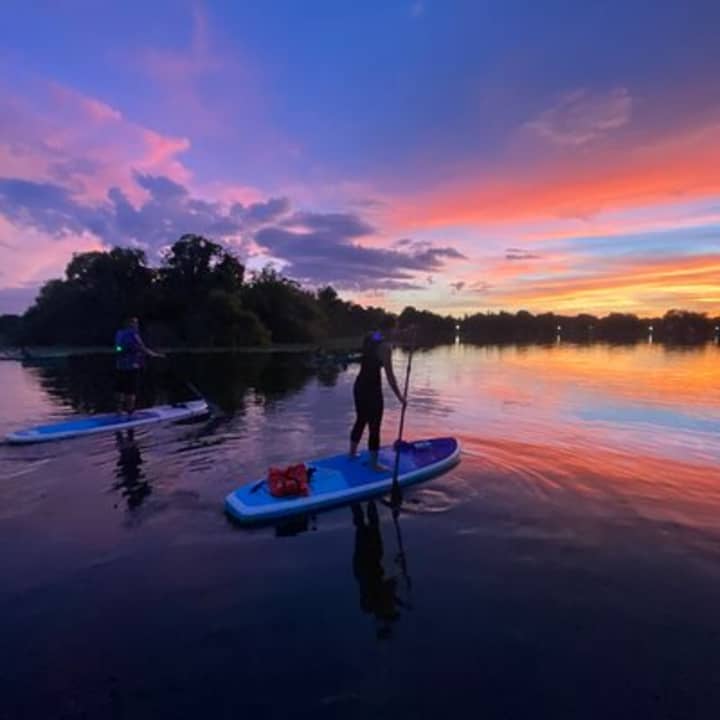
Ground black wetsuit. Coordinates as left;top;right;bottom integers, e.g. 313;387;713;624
350;334;384;452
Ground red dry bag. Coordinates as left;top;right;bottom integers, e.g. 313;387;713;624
267;464;311;498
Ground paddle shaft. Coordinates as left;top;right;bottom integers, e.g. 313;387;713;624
390;340;415;507
157;355;206;401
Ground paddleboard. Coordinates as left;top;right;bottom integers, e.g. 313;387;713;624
225;436;460;524
5;400;209;444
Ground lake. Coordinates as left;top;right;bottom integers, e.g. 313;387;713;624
1;342;720;719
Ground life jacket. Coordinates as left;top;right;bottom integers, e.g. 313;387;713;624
267;464;312;498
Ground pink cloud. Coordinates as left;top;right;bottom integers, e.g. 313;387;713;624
0;76;192;205
130;6;251;137
0;214;103;296
126;5;301;166
140;6;221;80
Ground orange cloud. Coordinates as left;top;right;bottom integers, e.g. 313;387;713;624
391;118;720;230
463;253;720;315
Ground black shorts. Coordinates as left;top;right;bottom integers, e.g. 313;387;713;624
115;369;140;395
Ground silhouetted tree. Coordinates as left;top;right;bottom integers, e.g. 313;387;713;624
242;267;327;343
0;314;21;345
399;306;455;345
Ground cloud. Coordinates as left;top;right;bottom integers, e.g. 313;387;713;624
525;88;633;147
131;7;229;135
450;281;465;293
0;212;103;312
0;174;464;293
0;174;291;257
254;211;465;290
126;4;298;167
281;211;375;239
0;77;192;205
493;253;720;313
390;114;720;229
506;248;541;260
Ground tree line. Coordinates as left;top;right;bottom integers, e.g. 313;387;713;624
0;235;400;348
0;234;717;348
460;309;720;345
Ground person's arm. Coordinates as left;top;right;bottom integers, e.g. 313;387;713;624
135;332;164;358
380;343;405;404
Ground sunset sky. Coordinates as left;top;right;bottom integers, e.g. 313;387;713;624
1;0;719;316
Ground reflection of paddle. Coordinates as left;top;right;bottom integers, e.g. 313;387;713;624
391;502;412;604
390;329;416;509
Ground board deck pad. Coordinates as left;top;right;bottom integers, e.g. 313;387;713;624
5;400;209;444
225;437;460;524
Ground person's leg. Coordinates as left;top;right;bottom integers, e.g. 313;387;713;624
350;384;368;457
115;371;128;414
125;370;139;415
368;396;387;471
350;416;366;457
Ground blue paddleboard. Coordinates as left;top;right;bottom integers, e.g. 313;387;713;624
225;437;460;524
5;400;209;444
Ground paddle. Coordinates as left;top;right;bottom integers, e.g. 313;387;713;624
390;328;416;510
157;354;216;412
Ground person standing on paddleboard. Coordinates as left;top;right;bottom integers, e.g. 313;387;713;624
349;317;406;471
114;317;163;416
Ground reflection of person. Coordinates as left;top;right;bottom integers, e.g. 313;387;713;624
113;429;150;510
352;501;404;639
349;318;405;472
114;317;163;415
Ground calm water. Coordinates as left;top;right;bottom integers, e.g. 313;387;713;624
2;343;720;719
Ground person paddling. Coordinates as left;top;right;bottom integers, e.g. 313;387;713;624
114;317;163;416
349;317;405;471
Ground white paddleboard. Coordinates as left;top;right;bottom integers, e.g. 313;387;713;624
5;400;209;444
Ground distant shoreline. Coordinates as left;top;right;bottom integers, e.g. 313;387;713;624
0;337;364;360
3;336;719;362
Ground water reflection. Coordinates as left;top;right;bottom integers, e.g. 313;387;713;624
3;343;720;719
274;514;317;537
352;501;408;639
112;429;150;510
20;351;327;417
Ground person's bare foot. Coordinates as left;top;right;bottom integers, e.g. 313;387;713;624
370;463;390;473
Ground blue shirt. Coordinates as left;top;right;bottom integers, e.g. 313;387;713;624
115;329;144;370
